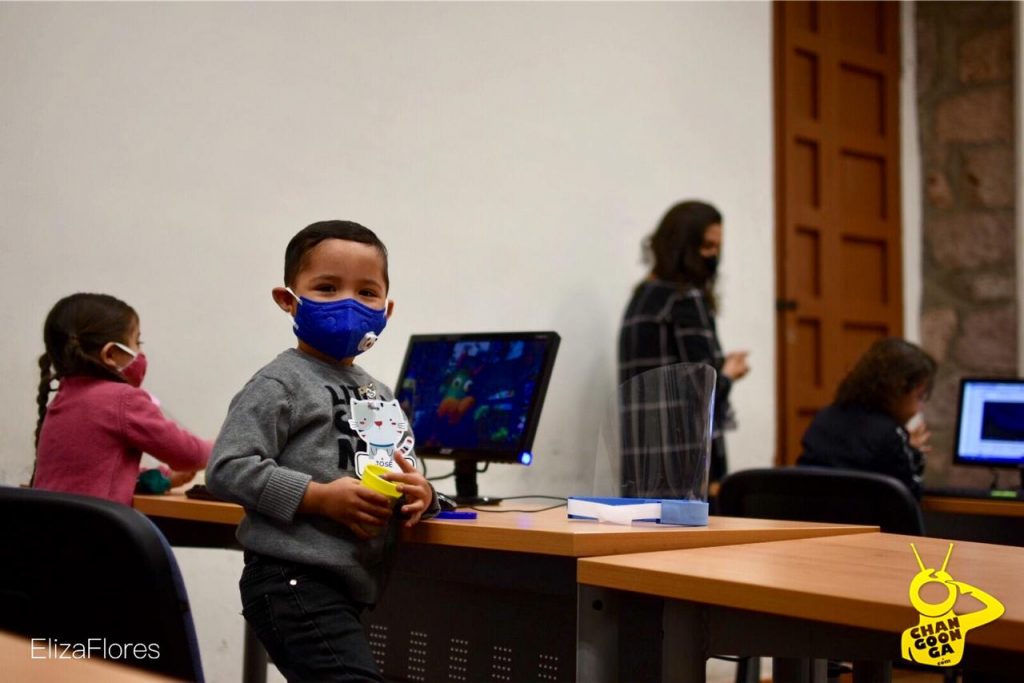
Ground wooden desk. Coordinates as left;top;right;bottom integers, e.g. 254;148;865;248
404;506;876;553
921;495;1024;546
134;492;242;548
922;496;1024;518
133;494;876;682
134;492;243;525
0;631;180;683
578;533;1024;682
136;493;876;552
375;508;874;682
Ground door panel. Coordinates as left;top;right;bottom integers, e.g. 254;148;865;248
775;0;903;465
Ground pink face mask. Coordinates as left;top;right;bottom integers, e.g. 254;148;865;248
112;342;148;388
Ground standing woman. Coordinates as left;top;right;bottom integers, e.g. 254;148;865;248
619;200;750;484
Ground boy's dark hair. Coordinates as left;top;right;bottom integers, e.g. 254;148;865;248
284;220;389;289
648;200;722;311
835;337;937;416
36;293;138;448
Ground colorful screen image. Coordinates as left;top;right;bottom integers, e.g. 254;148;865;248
395;336;555;454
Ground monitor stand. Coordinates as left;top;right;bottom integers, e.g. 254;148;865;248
453;459;503;506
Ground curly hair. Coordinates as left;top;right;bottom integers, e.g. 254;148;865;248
834;337;937;416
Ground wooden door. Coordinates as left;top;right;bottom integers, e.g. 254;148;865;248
775;1;903;465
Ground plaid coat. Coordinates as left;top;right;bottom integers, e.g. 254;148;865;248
618;280;733;483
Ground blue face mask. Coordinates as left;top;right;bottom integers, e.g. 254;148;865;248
287;288;388;360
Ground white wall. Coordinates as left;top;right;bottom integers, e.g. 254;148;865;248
0;3;773;681
902;0;923;342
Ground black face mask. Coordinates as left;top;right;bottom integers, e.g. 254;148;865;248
703;255;719;276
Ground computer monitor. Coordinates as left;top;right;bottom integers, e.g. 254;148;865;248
394;331;560;505
953;377;1024;489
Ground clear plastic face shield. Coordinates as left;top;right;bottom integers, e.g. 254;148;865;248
593;362;716;501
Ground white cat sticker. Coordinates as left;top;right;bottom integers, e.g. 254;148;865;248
349;398;417;477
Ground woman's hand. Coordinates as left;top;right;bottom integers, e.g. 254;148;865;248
382;452;434;528
722;351;750;381
909;420;933;454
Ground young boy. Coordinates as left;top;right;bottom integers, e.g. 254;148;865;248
207;220;438;682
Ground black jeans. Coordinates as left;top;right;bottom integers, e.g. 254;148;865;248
240;552;382;683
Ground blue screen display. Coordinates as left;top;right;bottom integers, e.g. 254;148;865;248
956;379;1024;467
395;337;553;454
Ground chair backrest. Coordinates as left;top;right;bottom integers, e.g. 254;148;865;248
717;466;925;535
0;486;204;682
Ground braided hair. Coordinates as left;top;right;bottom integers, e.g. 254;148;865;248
35;293;138;451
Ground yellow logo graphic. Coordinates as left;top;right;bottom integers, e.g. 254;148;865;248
901;543;1004;667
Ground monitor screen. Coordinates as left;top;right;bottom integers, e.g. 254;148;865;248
394;331;560;503
953;378;1024;468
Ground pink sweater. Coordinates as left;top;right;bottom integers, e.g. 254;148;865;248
34;376;211;505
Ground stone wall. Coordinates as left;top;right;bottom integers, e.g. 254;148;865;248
916;1;1018;487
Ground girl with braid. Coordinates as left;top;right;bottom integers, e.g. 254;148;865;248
32;293;210;505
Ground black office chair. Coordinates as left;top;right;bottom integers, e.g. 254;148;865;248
717;466;925;534
717;466;927;683
0;486;204;682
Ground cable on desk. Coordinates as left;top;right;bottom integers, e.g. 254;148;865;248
426;471;455;482
424;461;488;482
469;495;568;514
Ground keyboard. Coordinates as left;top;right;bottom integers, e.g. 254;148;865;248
924;486;1024;501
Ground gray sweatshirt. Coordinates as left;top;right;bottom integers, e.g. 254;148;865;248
207;348;437;604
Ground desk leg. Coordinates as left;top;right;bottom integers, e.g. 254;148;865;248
735;657;761;683
773;657;827;683
577;586;619;683
662;601;706;683
852;659;891;683
242;622;268;683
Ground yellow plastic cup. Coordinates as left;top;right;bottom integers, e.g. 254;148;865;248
359;464;402;536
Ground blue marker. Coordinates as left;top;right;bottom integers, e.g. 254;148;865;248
435;511;478;520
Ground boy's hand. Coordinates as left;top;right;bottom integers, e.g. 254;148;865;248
382;452;433;527
300;477;393;540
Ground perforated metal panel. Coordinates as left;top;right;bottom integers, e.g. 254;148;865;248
537;653;561;681
447;637;470;681
367;622;388;671
406;630;428;681
365;544;576;682
490;644;513;681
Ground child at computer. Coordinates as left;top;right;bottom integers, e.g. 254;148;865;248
206;220;439;683
798;337;937;498
33;293;210;504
